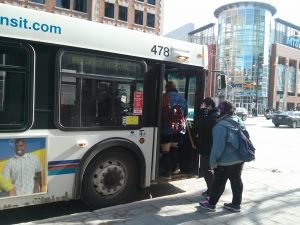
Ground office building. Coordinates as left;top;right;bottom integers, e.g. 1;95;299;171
188;1;300;113
1;0;162;35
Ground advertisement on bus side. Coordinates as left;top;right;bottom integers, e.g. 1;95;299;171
0;137;46;198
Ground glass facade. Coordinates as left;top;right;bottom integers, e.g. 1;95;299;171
188;2;300;112
274;19;300;49
188;23;215;45
214;2;275;114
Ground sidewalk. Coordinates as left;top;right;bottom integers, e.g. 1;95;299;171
18;164;300;225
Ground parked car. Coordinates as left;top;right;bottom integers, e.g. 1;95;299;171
272;111;300;128
265;110;282;120
235;107;248;121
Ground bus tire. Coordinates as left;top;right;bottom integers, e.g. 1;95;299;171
81;148;140;209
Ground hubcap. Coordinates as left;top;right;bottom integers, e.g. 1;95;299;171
92;160;126;196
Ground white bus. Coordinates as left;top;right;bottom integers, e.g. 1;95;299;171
0;4;208;209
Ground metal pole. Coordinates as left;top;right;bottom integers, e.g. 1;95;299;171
225;60;228;100
255;69;259;116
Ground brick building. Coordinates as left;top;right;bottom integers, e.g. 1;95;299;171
1;0;162;35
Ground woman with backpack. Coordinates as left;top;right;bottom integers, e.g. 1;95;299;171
199;100;247;212
160;81;188;179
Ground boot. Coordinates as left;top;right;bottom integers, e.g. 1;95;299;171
170;147;181;174
161;152;172;179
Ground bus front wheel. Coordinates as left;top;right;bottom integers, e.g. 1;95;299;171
81;148;140;209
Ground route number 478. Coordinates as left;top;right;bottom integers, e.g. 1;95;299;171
151;45;170;57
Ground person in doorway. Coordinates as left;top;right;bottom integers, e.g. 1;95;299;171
3;139;42;196
160;81;188;179
196;97;219;200
0;173;16;196
199;101;246;212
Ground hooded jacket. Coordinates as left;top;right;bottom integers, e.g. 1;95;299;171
196;107;219;156
210;115;245;168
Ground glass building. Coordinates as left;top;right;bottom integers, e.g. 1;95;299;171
168;1;300;113
269;19;300;111
214;2;276;114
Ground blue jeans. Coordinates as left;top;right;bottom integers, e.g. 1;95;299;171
209;162;244;206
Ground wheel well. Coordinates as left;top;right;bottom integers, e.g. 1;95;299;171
74;138;146;199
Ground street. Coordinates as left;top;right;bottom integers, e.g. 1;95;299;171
1;116;300;224
245;116;300;173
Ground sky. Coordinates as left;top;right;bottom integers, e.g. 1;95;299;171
162;0;300;35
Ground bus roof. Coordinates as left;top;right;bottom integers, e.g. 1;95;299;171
0;4;208;68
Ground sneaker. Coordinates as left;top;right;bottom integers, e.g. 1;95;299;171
171;168;181;175
199;201;216;212
223;203;241;212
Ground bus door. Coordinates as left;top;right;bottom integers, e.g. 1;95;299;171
143;64;165;182
158;66;206;179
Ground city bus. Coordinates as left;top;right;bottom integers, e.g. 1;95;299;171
0;4;208;209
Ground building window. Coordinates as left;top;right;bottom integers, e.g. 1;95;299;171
135;10;143;25
56;0;70;9
137;0;144;2
29;0;45;3
147;13;155;28
56;0;87;13
147;0;155;5
119;6;128;21
105;2;114;18
74;0;87;12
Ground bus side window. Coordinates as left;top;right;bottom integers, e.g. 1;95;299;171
0;44;32;131
58;51;145;129
96;82;113;123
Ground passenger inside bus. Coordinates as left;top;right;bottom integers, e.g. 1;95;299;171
160;81;188;179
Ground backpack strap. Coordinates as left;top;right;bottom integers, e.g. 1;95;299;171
225;117;250;139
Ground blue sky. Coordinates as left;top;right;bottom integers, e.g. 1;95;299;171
162;0;300;35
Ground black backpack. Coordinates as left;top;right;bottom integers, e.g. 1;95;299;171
226;119;255;162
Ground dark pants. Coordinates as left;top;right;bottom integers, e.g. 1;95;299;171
200;155;214;196
209;162;244;206
170;147;180;171
161;147;180;175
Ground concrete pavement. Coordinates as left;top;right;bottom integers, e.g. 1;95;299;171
18;163;300;225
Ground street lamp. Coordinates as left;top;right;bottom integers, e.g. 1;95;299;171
253;81;261;116
252;63;262;116
252;64;258;116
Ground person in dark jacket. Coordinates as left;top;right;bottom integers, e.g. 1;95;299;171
199;100;246;212
196;97;219;199
160;81;188;179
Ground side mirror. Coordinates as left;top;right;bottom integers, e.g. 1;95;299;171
217;75;226;90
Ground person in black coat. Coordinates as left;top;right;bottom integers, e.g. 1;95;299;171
196;97;219;199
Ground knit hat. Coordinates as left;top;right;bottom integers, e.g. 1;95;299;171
218;100;234;116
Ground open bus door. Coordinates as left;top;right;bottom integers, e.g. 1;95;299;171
156;65;206;181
